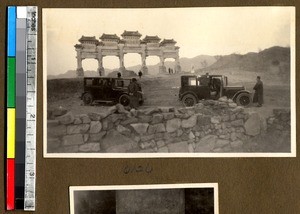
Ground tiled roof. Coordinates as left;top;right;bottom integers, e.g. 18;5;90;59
121;30;142;37
100;34;120;40
160;39;177;46
74;44;83;48
143;35;161;42
79;36;99;43
119;39;126;44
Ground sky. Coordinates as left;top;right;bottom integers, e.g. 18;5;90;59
43;7;294;76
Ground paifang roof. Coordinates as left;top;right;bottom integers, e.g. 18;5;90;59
160;39;177;46
79;36;99;43
121;30;142;37
143;35;161;42
100;34;120;40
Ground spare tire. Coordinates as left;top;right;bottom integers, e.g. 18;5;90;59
82;92;93;105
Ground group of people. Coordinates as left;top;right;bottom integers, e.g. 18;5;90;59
117;70;143;79
168;68;175;74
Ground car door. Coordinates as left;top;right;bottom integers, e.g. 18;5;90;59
90;78;102;100
196;76;210;99
95;78;107;100
111;78;123;101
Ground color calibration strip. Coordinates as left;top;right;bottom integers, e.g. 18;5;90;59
6;6;38;211
7;6;16;211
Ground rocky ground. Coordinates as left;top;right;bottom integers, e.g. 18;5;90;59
47;98;291;154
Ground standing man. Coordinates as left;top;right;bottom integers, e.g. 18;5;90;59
128;78;139;109
117;72;121;78
138;70;143;79
253;76;264;107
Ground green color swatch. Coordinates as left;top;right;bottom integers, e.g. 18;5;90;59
7;57;16;107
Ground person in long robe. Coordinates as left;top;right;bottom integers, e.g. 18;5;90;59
253;76;264;107
128;78;140;109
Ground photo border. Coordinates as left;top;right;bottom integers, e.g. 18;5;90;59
43;7;296;158
69;183;219;214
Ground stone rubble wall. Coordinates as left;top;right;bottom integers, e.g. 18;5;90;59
47;98;290;153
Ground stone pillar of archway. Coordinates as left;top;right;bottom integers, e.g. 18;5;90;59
76;49;84;77
159;55;167;74
118;44;126;75
96;47;105;76
174;56;182;73
140;47;148;75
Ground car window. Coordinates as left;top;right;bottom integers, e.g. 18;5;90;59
123;80;131;87
198;76;210;86
85;79;93;86
116;80;124;87
188;77;197;86
115;79;131;88
102;79;108;86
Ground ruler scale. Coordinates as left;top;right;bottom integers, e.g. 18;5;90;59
24;6;38;211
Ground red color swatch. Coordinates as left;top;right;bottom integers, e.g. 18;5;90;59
7;159;15;210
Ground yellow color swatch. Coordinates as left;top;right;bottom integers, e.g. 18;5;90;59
7;108;15;158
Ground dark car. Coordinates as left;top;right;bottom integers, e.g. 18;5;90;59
81;77;143;106
179;75;251;107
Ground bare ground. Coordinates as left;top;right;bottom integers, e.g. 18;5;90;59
47;71;291;153
47;71;290;117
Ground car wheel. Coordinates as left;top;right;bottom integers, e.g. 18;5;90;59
182;94;197;107
119;94;130;106
82;93;93;105
236;93;251;106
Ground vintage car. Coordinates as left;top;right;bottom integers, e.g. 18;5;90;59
179;74;251;107
81;77;143;106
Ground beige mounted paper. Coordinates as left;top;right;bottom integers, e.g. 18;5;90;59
69;183;219;214
43;7;296;158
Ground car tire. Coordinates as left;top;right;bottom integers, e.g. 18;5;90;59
82;92;93;105
182;94;197;107
119;94;130;106
236;93;251;107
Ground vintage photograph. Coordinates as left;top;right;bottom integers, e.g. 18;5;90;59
43;7;295;157
69;183;218;214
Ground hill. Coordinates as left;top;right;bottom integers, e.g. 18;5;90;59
199;46;290;76
47;70;102;79
107;70;138;77
125;55;216;74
